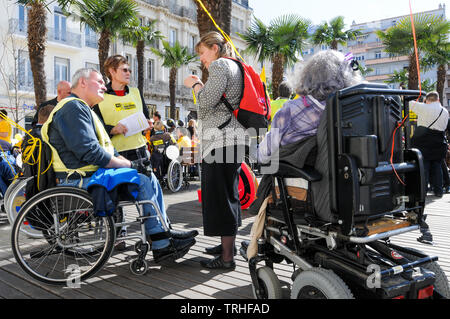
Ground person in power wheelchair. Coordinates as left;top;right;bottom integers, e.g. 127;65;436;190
149;121;184;192
42;68;196;264
242;50;449;299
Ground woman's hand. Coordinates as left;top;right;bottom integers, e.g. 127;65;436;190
184;75;201;89
110;123;128;135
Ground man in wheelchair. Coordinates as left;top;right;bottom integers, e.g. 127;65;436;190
242;50;449;299
41;68;197;263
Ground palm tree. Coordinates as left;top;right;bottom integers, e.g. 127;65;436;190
376;14;446;91
385;68;409;89
241;14;310;100
312;16;361;50
71;0;139;80
194;0;232;82
120;18;164;94
18;0;48;106
151;41;197;119
421;17;450;103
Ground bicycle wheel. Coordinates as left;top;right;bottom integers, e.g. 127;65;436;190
4;177;42;238
167;160;183;192
11;187;115;285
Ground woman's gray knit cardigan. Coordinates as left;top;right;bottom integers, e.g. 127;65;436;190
196;58;247;159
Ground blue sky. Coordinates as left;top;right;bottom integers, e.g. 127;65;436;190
249;0;447;26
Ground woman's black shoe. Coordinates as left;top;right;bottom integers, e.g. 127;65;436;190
200;256;236;270
153;237;196;263
204;244;237;256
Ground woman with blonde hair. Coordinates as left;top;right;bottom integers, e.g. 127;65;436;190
183;31;246;270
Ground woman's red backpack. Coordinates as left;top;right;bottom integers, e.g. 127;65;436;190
218;57;271;134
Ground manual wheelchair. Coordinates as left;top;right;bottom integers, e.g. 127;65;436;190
150;139;184;193
9;174;176;285
243;83;450;299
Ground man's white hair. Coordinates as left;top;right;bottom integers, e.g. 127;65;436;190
71;68;101;89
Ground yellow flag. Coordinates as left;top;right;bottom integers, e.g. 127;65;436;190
260;66;266;84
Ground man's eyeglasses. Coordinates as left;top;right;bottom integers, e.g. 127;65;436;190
118;67;132;74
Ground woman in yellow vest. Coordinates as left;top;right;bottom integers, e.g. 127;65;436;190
93;55;152;161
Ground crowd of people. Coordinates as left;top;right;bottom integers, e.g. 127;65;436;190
1;31;449;274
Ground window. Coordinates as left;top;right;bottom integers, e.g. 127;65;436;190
375;51;382;59
169;28;177;47
147;104;157;117
54;57;70;91
133;57;138;82
18;50;33;90
18;5;30;32
85;26;97;48
125;54;132;64
165;106;180;120
85;62;99;71
54;7;67;42
148;59;155;83
188;35;197;54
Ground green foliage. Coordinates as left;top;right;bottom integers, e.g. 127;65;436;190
151;41;197;69
312;16;361;50
120;18;164;47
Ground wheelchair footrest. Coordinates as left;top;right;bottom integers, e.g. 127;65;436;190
355;218;411;236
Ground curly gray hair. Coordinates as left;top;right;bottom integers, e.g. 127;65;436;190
289;50;364;101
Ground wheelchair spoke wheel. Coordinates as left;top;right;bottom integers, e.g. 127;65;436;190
167;160;183;192
4;177;42;238
11;187;115;285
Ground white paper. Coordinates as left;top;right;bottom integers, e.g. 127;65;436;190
118;111;150;137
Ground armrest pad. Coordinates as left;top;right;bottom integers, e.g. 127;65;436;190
275;161;322;181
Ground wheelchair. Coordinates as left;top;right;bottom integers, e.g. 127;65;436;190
150;141;184;193
243;83;450;299
10;184;174;285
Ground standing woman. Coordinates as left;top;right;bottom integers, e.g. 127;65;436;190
93;55;152;161
184;31;246;270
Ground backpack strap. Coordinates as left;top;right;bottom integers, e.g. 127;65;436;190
427;108;444;129
217;58;244;130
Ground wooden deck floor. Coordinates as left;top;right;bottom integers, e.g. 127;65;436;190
0;181;449;299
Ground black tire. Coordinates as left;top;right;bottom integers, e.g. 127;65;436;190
167;160;183;192
291;268;354;299
399;248;450;298
252;266;283;299
11;187;115;285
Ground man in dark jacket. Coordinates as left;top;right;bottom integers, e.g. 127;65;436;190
42;68;197;263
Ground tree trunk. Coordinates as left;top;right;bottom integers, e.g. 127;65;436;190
169;67;177;119
271;53;285;100
136;40;145;95
408;53;419;90
196;0;232;83
27;3;47;106
436;64;445;104
98;30;111;82
331;40;338;50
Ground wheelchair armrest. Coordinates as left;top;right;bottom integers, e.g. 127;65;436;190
275;161;322;182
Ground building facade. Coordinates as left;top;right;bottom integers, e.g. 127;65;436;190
0;0;253;130
300;4;448;107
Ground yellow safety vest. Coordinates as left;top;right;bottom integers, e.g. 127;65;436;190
97;87;147;152
268;98;289;130
41;97;115;178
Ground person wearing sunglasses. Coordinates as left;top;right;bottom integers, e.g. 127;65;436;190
93;55;152;162
93;55;198;246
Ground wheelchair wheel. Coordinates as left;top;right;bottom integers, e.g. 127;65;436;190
11;187;115;285
252;266;283;299
399;248;450;298
291;268;354;299
167;160;183;192
4;177;43;238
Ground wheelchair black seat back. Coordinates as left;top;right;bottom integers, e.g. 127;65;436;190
311;83;425;235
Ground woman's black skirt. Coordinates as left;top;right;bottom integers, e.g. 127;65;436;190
201;145;244;236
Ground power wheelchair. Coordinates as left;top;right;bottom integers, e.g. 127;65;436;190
243;83;450;299
9;161;182;285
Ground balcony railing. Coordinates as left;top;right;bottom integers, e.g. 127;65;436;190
142;0;197;20
9;19;82;48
